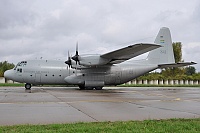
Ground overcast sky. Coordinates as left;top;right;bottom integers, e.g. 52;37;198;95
1;0;200;71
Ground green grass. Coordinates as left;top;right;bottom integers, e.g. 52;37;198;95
0;83;24;87
0;118;200;133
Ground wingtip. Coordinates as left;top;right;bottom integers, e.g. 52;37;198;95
191;61;197;65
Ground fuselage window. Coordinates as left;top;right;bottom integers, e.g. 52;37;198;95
19;68;22;73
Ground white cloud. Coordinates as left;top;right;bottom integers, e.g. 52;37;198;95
182;42;200;70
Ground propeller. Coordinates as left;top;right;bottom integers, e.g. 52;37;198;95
72;42;80;65
71;42;80;76
65;51;72;68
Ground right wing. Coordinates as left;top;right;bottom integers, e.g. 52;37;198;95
101;43;161;64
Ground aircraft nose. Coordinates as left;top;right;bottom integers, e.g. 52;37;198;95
4;70;13;80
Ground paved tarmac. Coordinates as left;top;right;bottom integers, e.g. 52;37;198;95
0;86;200;125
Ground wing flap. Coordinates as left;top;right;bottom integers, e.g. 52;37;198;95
158;62;197;68
101;43;161;64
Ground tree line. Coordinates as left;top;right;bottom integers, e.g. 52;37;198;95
137;66;200;81
0;61;15;77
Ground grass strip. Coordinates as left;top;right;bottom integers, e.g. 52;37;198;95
0;118;200;133
0;83;24;87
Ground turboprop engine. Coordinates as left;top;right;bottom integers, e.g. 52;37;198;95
78;55;110;66
65;43;110;67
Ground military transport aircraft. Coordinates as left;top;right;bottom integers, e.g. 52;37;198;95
4;27;196;91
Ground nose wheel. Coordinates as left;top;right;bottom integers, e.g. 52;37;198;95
25;83;32;93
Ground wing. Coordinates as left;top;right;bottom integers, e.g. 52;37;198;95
101;43;161;64
158;62;197;69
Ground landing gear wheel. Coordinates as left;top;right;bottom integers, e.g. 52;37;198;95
25;83;31;89
95;87;103;90
25;83;31;93
78;85;85;90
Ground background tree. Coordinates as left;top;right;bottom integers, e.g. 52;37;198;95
0;61;15;77
161;42;185;79
173;42;183;63
185;66;196;76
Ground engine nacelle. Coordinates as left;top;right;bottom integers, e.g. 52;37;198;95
78;55;110;66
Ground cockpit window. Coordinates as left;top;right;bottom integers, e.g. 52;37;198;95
14;63;20;70
19;61;27;66
14;61;27;70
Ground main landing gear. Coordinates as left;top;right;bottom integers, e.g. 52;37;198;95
78;85;103;90
25;83;32;93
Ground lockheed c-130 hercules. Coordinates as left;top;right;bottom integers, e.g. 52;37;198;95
4;27;196;91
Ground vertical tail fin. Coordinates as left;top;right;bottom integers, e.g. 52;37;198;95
147;27;175;64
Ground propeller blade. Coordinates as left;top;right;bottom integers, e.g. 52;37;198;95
68;51;70;60
76;42;78;56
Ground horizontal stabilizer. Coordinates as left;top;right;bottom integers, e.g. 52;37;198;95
158;62;197;69
101;43;161;64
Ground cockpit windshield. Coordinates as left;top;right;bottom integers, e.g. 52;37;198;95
14;61;27;70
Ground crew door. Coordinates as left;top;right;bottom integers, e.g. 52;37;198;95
15;68;24;82
35;73;41;83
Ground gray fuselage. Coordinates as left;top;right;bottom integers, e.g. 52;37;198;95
6;60;158;86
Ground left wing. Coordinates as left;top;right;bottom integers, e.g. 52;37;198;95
101;43;161;64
